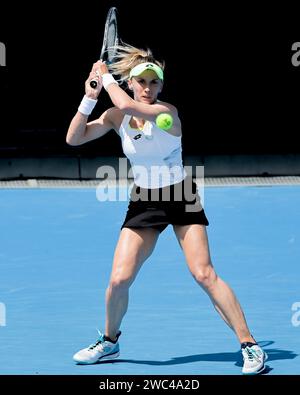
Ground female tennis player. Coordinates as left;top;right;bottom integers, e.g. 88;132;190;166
66;44;267;374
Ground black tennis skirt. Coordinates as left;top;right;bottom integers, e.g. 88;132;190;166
121;177;209;233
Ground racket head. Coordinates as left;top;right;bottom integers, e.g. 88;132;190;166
90;7;119;89
100;7;119;64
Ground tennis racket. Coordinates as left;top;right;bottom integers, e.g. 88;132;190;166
90;7;119;88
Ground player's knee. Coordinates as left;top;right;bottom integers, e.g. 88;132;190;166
109;274;134;292
192;264;217;289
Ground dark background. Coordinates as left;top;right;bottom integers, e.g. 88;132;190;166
0;0;298;157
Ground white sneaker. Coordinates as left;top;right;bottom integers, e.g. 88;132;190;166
73;330;121;364
241;343;268;375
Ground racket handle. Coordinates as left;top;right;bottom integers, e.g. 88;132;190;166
90;59;106;88
90;79;98;88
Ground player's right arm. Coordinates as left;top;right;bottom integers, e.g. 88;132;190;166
66;62;117;146
66;108;116;146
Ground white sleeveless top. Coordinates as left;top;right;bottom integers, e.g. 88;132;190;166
119;114;186;188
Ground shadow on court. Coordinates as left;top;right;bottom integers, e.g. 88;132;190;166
81;341;297;374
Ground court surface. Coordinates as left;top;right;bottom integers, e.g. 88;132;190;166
0;182;299;374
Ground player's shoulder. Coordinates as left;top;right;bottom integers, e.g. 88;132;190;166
106;107;124;123
156;100;178;115
105;107;126;135
106;106;123;118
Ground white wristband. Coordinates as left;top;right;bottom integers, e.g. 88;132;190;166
78;95;98;116
102;73;118;90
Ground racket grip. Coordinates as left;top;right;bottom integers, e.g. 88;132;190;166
90;79;98;88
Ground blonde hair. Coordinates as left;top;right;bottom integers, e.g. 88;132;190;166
108;42;165;84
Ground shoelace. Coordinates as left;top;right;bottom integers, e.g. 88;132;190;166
243;346;261;363
88;330;105;351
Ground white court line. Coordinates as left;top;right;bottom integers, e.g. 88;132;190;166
0;302;6;327
1;176;300;188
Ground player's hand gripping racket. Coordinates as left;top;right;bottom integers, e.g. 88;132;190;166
90;7;119;88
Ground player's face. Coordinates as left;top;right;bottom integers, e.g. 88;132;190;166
129;70;163;104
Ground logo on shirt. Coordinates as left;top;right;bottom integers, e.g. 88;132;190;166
133;134;142;140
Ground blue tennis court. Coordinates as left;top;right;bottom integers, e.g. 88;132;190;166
0;182;299;374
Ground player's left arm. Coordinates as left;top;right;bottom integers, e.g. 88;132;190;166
106;84;181;136
107;85;181;136
96;61;181;135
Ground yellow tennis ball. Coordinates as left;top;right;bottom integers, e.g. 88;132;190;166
156;113;173;130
